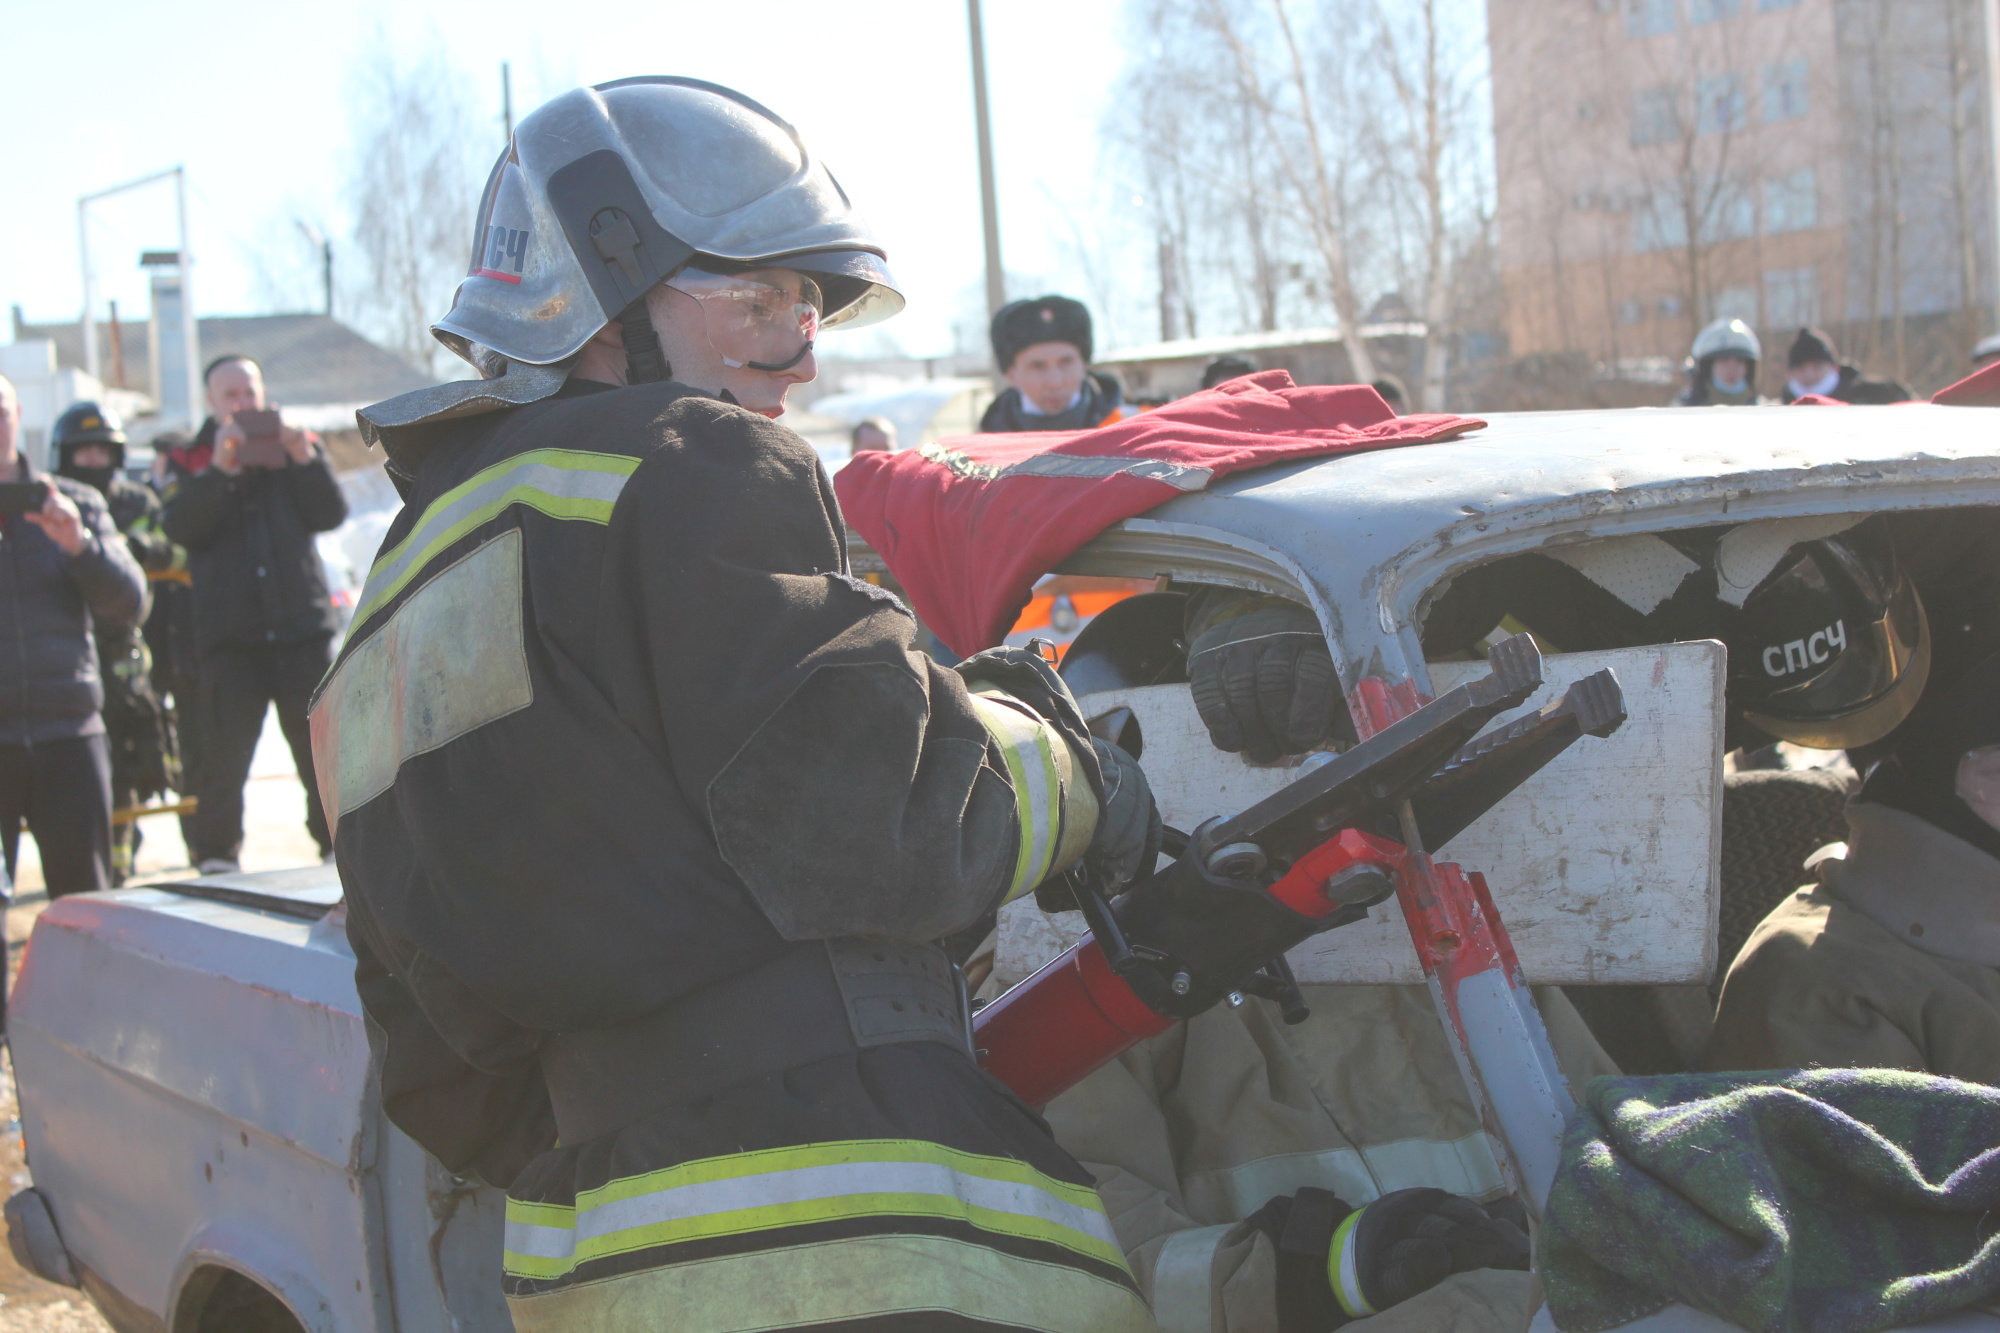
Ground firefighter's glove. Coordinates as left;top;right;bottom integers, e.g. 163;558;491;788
1247;1186;1529;1331
955;645;1094;747
959;646;1108;912
1084;738;1161;891
1185;587;1339;763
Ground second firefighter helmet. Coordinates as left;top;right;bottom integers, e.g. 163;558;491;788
1722;522;1928;749
1689;317;1762;369
434;76;904;372
51;400;126;467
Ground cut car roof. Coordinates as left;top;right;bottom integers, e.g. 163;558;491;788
1066;403;2000;684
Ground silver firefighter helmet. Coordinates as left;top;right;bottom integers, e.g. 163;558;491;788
434;76;903;370
1689;317;1762;367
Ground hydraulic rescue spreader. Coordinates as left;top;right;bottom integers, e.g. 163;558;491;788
974;635;1627;1110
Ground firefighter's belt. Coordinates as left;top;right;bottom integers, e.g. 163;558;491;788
537;939;969;1145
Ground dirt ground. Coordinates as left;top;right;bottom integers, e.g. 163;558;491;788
0;711;324;1332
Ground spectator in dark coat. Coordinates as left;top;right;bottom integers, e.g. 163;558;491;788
1371;374;1411;414
1782;328;1912;404
161;355;348;873
977;295;1131;432
1201;355;1258;390
0;375;148;896
144;432;203;857
53;402;178;885
849;416;896;452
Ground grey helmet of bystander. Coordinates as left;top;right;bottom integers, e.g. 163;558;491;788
1681;318;1762;405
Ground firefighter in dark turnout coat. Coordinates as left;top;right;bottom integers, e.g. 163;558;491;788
313;78;1161;1333
52;402;178;883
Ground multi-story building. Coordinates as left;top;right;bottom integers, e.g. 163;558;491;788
1489;0;1998;394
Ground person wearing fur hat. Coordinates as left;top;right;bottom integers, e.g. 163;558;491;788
1201;355;1258;391
1707;649;2000;1082
979;294;1132;432
1781;327;1911;405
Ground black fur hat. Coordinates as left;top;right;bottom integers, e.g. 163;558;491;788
1202;355;1258;390
991;296;1092;371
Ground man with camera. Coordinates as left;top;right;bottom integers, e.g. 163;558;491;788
0;376;148;897
161;355;348;873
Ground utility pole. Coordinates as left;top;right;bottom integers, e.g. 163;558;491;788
108;300;126;390
78;200;98;383
1986;0;2000;320
967;0;1006;317
174;167;201;432
296;221;333;317
502;61;515;144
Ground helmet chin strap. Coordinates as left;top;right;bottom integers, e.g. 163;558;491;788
728;339;814;374
620;299;673;385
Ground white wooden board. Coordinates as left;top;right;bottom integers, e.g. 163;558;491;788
994;643;1724;987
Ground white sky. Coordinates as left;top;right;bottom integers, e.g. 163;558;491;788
0;0;1142;362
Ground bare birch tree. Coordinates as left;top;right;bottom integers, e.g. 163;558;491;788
345;47;486;377
1208;0;1381;383
1368;0;1488;408
1106;0;1501;399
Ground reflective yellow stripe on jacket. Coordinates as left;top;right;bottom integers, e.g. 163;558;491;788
348;447;639;638
312;448;641;831
966;688;1097;902
504;1233;1158;1333
504;1138;1127;1282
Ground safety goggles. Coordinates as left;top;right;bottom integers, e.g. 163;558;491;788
665;267;822;372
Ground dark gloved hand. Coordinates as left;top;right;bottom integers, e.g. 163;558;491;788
956;645;1094;745
1247;1186;1529;1330
1185;587;1340;763
1085;738;1162;891
1035;738;1162;913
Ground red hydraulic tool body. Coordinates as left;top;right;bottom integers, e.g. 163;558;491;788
973;635;1626;1113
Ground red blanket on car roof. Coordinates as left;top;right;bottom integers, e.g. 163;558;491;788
832;370;1486;657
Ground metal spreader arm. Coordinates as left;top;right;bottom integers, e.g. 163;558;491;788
1203;633;1548;867
974;636;1627;1111
1411;666;1628;851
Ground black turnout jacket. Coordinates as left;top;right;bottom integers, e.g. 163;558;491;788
319;380;1034;1184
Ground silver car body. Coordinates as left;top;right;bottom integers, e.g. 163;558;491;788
14;403;2000;1333
10;870;507;1333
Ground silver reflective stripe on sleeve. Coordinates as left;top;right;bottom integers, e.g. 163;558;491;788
310;528;533;832
1150;1223;1234;1333
967;690;1070;902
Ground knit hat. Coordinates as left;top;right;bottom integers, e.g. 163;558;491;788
1789;327;1839;369
991;296;1092;371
